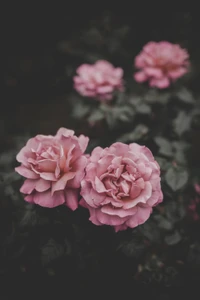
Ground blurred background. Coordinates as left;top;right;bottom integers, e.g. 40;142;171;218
1;6;200;299
2;7;200;138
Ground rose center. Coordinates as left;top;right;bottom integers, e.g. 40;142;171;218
102;163;143;200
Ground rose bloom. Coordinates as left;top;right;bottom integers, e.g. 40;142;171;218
15;128;89;210
134;41;189;89
80;142;163;232
73;60;124;101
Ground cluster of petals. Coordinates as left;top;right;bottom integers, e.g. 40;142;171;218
134;41;189;88
80;142;163;231
73;60;124;101
15;128;89;210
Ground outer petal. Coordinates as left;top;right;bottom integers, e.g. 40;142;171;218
15;166;39;179
78;135;89;153
96;209;128;226
64;188;79;211
101;205;138;218
134;71;148;82
21;178;51;194
20;179;37;194
149;77;170;89
114;224;128;232
168;67;187;79
56;127;75;138
32;190;65;208
126;206;152;228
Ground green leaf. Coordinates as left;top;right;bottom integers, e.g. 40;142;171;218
117;124;149;142
71;102;90;119
87;110;104;123
136;103;151;114
173;111;192;136
165;167;188;191
164;230;182;245
144;90;170;104
176;87;195;104
154;137;173;157
153;215;174;230
154;157;171;171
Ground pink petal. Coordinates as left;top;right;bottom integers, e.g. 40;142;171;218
64;188;78;211
126;207;152;228
20;179;37;194
195;184;200;195
168;67;187;79
51;172;76;194
149;77;170;89
144;67;163;78
114;224;128;232
24;194;34;203
97;85;114;94
134;71;148;83
130;183;142;199
16;146;34;166
37;159;57;172
35;179;51;192
94;176;107;193
80;180;106;208
56;127;74;138
33;190;65;208
90;146;104;163
68;156;87;188
78;135;89;153
101;205;137;218
40;172;57;181
15;166;39;179
109;142;129;156
96;209;128;226
123;182;152;209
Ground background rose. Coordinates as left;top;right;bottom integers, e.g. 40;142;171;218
15;128;89;209
73;60;124;101
80;142;163;232
134;41;189;88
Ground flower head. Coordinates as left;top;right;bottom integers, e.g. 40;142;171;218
134;41;189;88
73;60;124;101
80;142;163;231
15;128;89;209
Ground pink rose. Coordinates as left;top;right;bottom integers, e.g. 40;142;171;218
15;128;89;210
73;60;124;101
80;142;163;232
134;41;189;88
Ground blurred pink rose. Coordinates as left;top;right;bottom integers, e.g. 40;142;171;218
80;142;163;232
134;41;189;88
15;128;89;209
188;183;200;221
73;60;124;101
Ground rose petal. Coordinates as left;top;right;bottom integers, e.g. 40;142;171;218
101;205;137;218
64;189;78;211
15;166;39;179
126;207;152;228
51;172;76;194
123;182;152;209
32;190;65;208
20;179;37;194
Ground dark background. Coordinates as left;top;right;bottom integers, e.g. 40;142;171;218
1;6;200;299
